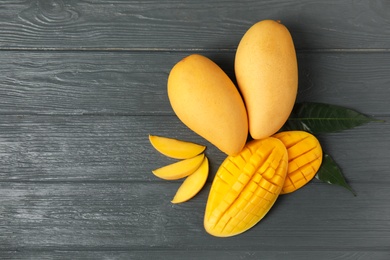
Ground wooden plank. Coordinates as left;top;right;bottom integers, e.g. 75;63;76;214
0;115;388;183
0;1;389;258
0;0;389;50
1;250;389;260
0;51;389;116
0;115;223;182
0;182;389;252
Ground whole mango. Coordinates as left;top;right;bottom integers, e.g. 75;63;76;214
235;20;298;140
168;54;248;155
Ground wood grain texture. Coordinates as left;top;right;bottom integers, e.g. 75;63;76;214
0;115;387;183
0;182;389;252
0;0;389;50
3;251;389;260
0;51;389;116
0;0;389;259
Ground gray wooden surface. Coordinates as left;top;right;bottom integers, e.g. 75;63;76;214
0;1;389;259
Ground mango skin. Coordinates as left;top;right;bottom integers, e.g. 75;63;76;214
235;20;298;140
168;54;248;156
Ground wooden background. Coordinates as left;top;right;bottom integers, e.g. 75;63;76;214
0;0;389;259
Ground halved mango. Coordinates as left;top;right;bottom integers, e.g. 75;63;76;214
204;137;288;237
149;134;206;159
152;153;205;180
172;157;209;204
273;131;323;194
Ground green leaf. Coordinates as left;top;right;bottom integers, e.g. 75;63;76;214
316;154;356;196
282;102;382;134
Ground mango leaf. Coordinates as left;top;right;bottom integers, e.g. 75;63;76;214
316;154;356;196
282;102;381;134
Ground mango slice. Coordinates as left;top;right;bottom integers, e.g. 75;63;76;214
149;134;206;159
152;153;205;180
204;137;288;237
273;131;323;194
172;157;209;204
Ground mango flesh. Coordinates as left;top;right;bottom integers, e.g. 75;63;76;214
273;131;323;194
167;54;248;156
152;153;205;180
172;157;209;204
204;137;288;237
235;20;298;140
149;134;206;159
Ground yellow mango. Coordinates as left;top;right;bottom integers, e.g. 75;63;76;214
167;54;248;156
152;153;205;180
273;131;323;194
149;134;206;159
172;157;209;204
235;20;298;140
204;137;288;237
